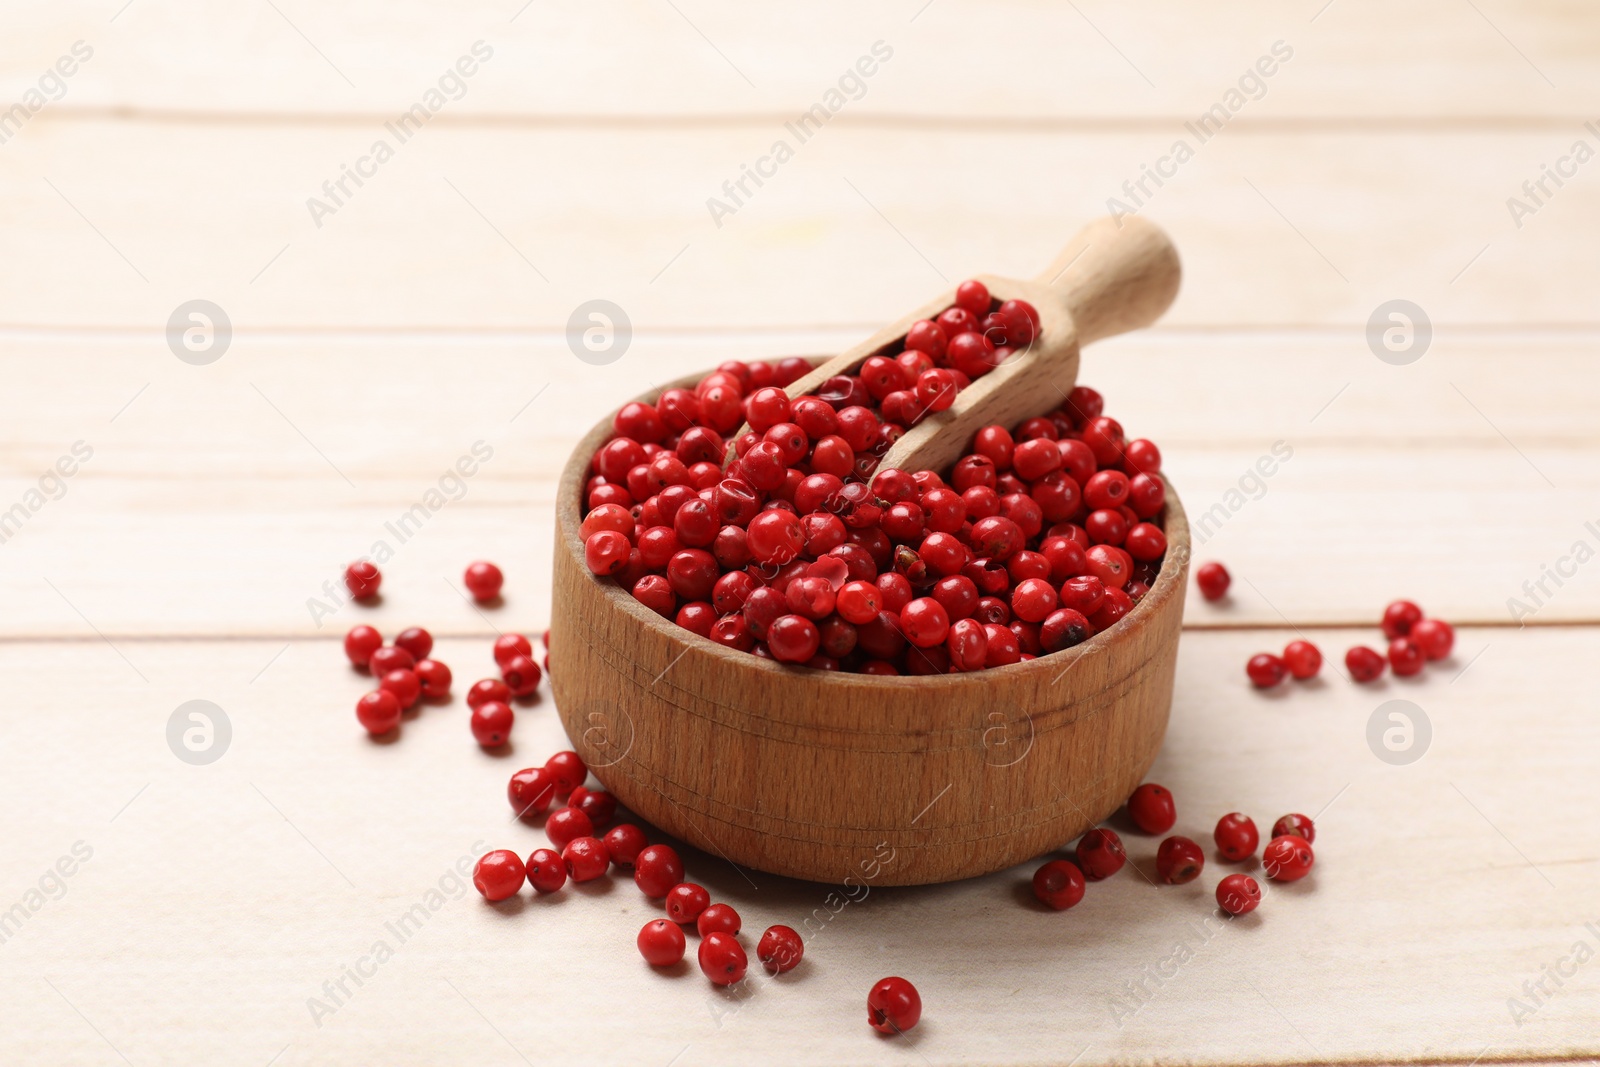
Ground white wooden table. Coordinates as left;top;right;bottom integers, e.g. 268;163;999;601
2;3;1597;1064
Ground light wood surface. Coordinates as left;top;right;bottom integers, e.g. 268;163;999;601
2;2;1598;1064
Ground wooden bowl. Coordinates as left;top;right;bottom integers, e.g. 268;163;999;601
551;377;1189;887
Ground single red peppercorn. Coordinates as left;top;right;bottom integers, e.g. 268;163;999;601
545;806;593;850
1382;599;1423;640
1216;873;1261;915
1031;859;1086;910
545;750;587;794
367;645;415;676
394;626;433;661
1196;561;1230;601
1388;636;1425;677
1346;644;1387;682
1272;813;1316;843
502;654;542;696
767;614;821;664
1156;836;1205;884
467;678;512;710
1283;640;1322;680
472;850;526;902
1410;617;1455;660
464;560;505;601
757;925;805;974
1214;813;1260;861
1247;653;1287;688
379;668;421;709
493;633;533;669
638;918;687;967
1075;828;1126;880
570;786;617;828
634;844;684;898
603;823;648;867
867;976;922;1035
355;689;402;736
1262;834;1314;881
469;701;513;747
698;931;748;986
413;658;452;699
561;836;611;882
344;560;382;599
524;848;567;893
507;766;556;819
665;882;711;924
343;625;383;668
696;902;741;937
1127;783;1177;835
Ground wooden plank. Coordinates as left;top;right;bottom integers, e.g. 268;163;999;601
6;0;1596;119
0;627;1593;1065
1;121;1598;330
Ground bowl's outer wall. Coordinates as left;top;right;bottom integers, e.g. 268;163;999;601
551;368;1189;886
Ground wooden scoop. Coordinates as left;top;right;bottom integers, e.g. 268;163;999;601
769;215;1181;475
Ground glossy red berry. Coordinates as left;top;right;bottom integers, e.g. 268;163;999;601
698;931;748;986
1196;561;1230;601
545;806;593;850
585;529;631;575
1272;813;1316;844
393;626;433;661
638;918;687;966
502;654;542;696
1216;873;1261;915
1214;813;1259;861
757;925;805;974
413;659;452;699
1247;653;1287;688
472;850;525;902
343;625;382;668
464;561;504;601
1075;828;1126;880
467;678;512;709
1382;599;1423;639
524;848;566;893
1410;617;1455;660
602;823;648;867
562;836;610;882
469;701;513;747
1388;636;1425;677
493;633;533;669
1346;644;1387;682
1282;640;1322;680
570;786;616;827
665;882;710;924
633;844;684;898
1262;834;1314;881
379;668;421;709
767;614;821;664
367;645;415;675
696;902;741;937
867;976;922;1035
507;767;556;819
1127;783;1177;834
1031;859;1086;910
344;560;382;599
545;750;587;794
355;689;401;736
900;597;951;648
1156;836;1205;884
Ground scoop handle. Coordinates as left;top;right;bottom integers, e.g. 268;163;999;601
1034;214;1181;347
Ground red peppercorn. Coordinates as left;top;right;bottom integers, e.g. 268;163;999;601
367;645;415;676
1075;828;1126;880
900;598;951;648
344;560;382;599
1282;640;1322;680
1247;653;1287;688
561;836;610;882
545;806;593;850
1156;836;1205;884
462;560;505;601
584;529;631;575
698;931;748;986
638;918;687;967
1031;859;1086;910
472;850;525;902
502;654;542;696
767;614;821;663
1214;813;1259;861
394;626;433;661
1272;813;1316;844
467;678;512;710
1346;644;1387;682
696;902;741;937
469;701;513;747
867;976;922;1035
757;925;805;974
524;848;566;893
1410;617;1455;660
603;823;648;867
633;844;684;898
379;668;421;709
413;659;452;699
1039;608;1091;653
1216;873;1261;915
343;625;383;668
665;882;711;924
355;689;401;736
1127;783;1177;835
493;633;533;669
1196;561;1230;601
1388;636;1425;677
507;766;556;819
545;750;587;794
569;786;617;828
1382;599;1423;640
1262;834;1314;881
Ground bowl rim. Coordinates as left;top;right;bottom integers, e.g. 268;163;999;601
557;360;1189;689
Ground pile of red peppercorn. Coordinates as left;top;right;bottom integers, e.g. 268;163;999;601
1033;781;1317;919
343;623;454;736
580;280;1170;675
1235;596;1455;689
